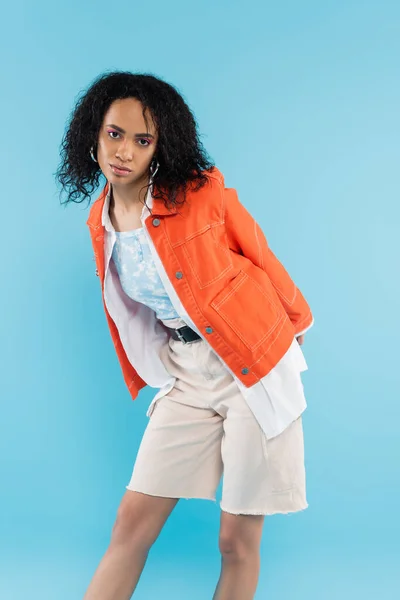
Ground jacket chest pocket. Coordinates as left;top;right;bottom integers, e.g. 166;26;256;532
180;224;233;288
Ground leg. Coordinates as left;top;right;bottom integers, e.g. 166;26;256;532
83;490;178;600
213;511;265;600
211;388;307;599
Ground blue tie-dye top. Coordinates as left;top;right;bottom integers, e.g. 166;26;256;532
111;227;179;320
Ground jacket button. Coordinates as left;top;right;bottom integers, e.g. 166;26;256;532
241;368;249;375
205;327;213;334
175;271;183;279
152;218;161;227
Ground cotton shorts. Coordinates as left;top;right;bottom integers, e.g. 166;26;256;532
126;318;308;515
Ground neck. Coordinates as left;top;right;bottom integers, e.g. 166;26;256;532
110;174;150;213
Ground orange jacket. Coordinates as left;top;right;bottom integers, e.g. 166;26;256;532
87;167;313;399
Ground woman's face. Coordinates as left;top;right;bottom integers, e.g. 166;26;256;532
96;97;158;187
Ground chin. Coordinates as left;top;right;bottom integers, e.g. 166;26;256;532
109;173;134;182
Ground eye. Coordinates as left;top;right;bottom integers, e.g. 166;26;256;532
137;138;151;146
107;130;121;139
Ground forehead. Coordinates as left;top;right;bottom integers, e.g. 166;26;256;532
103;98;157;135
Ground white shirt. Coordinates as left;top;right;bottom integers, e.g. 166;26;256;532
101;184;313;439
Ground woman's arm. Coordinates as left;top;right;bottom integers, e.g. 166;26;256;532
223;186;314;338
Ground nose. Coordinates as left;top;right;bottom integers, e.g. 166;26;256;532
115;139;134;162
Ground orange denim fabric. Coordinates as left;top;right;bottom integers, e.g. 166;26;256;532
86;167;313;400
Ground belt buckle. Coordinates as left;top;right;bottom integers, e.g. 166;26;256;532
175;328;187;344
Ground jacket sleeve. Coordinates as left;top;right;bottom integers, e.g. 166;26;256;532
223;186;314;336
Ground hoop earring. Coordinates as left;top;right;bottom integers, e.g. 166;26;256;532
90;146;98;163
150;158;159;177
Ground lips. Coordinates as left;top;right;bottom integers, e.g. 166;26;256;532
110;164;131;172
110;164;132;176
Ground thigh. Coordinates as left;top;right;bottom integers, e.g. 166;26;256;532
127;395;224;500
221;393;307;515
113;489;178;547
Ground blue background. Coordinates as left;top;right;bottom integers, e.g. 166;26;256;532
1;1;399;598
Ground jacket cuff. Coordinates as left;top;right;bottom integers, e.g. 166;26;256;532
295;316;315;337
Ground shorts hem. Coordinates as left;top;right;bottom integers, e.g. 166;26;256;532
220;502;309;516
220;487;308;516
125;485;217;502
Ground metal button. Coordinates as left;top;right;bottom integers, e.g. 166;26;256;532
175;271;183;279
152;218;161;227
205;327;213;334
241;367;249;375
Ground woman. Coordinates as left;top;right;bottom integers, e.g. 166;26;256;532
57;71;314;600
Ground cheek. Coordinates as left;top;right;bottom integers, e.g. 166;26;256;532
96;139;111;169
137;147;156;167
97;138;109;157
146;145;158;163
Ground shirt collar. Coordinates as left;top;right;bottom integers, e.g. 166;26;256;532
101;180;154;233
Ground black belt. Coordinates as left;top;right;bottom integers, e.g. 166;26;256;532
170;325;202;344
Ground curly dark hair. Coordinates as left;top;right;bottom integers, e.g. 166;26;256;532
56;71;214;208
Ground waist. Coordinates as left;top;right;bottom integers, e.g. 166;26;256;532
160;317;202;344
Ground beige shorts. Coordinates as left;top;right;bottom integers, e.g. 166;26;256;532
126;318;308;515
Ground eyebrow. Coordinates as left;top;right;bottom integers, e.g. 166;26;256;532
106;124;155;138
